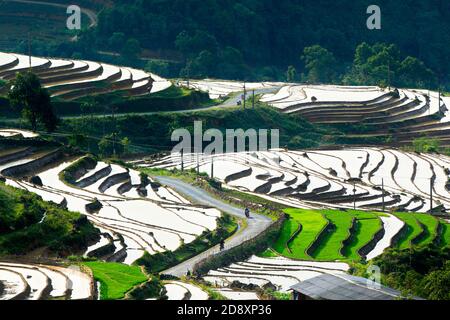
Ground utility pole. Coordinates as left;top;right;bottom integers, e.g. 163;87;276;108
353;183;356;210
186;60;191;89
196;152;199;175
387;61;391;91
111;106;117;157
438;76;441;111
252;90;255;108
180;148;184;171
28;32;32;71
430;178;433;213
211;154;214;178
381;178;385;212
243;82;246;109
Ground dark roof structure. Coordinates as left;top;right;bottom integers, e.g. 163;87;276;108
290;274;411;300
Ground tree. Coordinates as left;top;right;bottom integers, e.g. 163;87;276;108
412;137;440;153
422;262;450;300
286;65;297;82
145;60;170;77
183;50;217;78
121;137;131;154
108;32;126;51
397;56;437;88
98;133;124;157
175;30;218;58
8;72;58;132
121;38;141;61
301;45;337;83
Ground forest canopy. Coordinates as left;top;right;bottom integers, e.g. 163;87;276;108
16;0;450;88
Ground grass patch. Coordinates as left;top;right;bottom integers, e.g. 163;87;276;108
394;213;439;248
83;261;148;300
393;212;424;249
413;213;439;246
313;210;354;261
273;208;328;260
273;218;299;254
440;222;450;248
0;181;98;255
341;210;381;261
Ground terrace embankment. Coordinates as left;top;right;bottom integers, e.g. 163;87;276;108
358;223;385;260
1;149;64;178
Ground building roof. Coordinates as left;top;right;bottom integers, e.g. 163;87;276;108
290;274;407;300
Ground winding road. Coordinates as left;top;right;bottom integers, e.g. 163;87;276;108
155;176;273;277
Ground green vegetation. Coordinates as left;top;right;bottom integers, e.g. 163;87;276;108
57;105;349;155
275;208;328;260
313;210;354;261
393;212;424;249
7;72;58;132
440;222;450;248
22;0;449;88
273;218;300;254
413;213;439;246
342;211;381;260
271;209;386;262
344;43;437;88
2;85;214;118
0;181;98;255
412;137;441;154
270;291;292;300
393;212;440;249
137;214;238;273
127;277;165;300
59;155;97;185
83;261;148;300
355;245;450;300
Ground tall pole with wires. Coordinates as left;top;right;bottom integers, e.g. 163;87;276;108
196;152;199;175
382;178;385;212
28;31;32;71
211;154;214;179
353;182;356;210
111;106;117;157
430;178;433;213
180;148;184;171
252;90;255;108
243;82;246;109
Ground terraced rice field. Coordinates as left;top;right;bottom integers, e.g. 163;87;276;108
276;209;328;260
203;255;349;293
273;208;385;262
163;281;208;300
0;262;92;300
0;129;39;138
178;79;283;99
341;211;382;260
410;213;439;247
440;222;450;247
83;262;147;300
145;147;450;214
0;51;171;100
393;212;441;249
0;146;223;267
178;81;450;148
313;210;354;261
